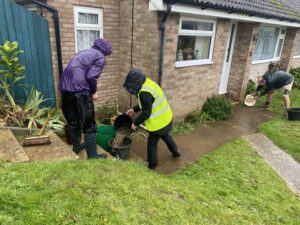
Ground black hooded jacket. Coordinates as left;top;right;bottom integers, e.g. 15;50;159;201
123;69;154;126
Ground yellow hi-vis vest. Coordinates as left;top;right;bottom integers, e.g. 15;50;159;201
138;78;172;132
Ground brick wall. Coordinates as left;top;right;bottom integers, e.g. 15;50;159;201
119;3;231;119
162;17;230;119
46;0;120;108
119;0;160;112
280;27;297;71
227;22;259;100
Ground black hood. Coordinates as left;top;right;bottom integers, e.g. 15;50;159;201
123;69;146;96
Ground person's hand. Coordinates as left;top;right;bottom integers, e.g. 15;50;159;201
131;123;137;131
92;92;98;101
127;108;134;116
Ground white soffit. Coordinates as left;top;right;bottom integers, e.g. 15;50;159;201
149;0;300;28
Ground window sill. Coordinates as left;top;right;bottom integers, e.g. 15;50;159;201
252;58;280;65
293;55;300;59
175;60;213;68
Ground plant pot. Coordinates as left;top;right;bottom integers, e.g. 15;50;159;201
287;108;300;121
108;137;132;160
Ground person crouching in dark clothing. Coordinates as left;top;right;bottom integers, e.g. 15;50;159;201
59;38;112;159
123;69;181;169
252;71;294;110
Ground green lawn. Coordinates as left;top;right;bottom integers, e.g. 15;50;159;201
258;89;300;162
1;139;300;225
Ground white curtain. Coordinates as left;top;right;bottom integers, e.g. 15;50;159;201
253;27;279;60
194;36;211;59
76;30;100;52
78;13;98;24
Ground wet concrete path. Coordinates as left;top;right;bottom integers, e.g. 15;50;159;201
129;104;275;175
244;133;300;197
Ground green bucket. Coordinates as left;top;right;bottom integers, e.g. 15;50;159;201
96;125;116;151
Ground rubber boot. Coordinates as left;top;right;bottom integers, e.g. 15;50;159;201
84;133;107;159
69;129;85;154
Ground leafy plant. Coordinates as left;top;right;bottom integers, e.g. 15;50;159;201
245;79;256;96
96;101;119;124
0;41;65;131
0;41;25;98
202;95;233;121
171;111;212;134
289;67;300;89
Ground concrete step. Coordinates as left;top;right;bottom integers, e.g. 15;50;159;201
22;131;79;162
0;129;29;162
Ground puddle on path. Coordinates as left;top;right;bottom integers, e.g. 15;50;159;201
129;104;274;175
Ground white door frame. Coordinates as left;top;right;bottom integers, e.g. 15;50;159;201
219;21;238;94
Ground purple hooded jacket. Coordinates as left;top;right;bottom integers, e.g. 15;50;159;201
59;39;112;94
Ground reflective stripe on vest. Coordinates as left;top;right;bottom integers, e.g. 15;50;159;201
138;78;172;131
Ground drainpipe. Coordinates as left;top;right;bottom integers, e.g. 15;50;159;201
130;0;135;108
158;1;173;86
29;0;63;78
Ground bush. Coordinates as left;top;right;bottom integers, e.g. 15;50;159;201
202;95;233;121
245;79;256;96
96;102;119;124
289;67;300;89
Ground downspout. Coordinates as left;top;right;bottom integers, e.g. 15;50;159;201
29;0;63;78
130;0;135;108
158;2;173;86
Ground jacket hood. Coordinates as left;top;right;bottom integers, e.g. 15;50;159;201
123;69;146;96
92;38;112;56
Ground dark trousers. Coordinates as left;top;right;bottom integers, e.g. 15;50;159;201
147;121;178;168
61;92;97;134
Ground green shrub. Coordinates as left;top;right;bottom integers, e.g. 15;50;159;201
202;95;233;120
185;111;211;124
289;67;300;89
96;102;119;124
245;79;256;95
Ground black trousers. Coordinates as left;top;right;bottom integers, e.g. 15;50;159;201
147;121;178;168
61;92;97;134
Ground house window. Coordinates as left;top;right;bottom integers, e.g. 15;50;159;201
74;6;103;52
253;26;286;63
293;37;300;58
175;17;216;67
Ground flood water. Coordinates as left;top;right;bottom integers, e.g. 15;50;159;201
128;104;275;175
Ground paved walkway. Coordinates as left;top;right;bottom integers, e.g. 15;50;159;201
244;133;300;197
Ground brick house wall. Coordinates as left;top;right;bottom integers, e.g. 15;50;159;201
227;22;259;100
119;1;231;119
46;0;120;108
162;17;230;119
41;0;300;119
119;0;160;113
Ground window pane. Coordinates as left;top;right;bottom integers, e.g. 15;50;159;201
78;13;98;24
253;27;279;61
76;30;100;51
275;38;284;57
181;20;213;31
176;35;211;61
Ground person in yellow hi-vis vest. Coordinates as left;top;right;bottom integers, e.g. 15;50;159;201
123;69;181;169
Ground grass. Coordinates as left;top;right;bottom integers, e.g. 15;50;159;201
258;89;300;162
1;139;300;224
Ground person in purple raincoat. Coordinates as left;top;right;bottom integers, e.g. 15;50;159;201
59;38;112;159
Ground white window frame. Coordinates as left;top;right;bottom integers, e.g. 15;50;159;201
252;25;286;64
73;6;103;53
175;17;216;68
